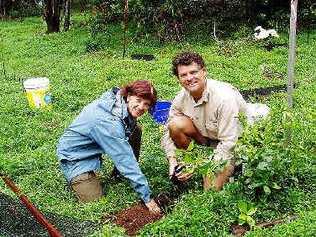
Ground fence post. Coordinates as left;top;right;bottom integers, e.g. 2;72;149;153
287;0;298;108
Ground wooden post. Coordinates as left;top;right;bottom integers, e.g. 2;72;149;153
287;0;298;108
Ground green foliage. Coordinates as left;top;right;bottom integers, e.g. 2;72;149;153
141;189;240;236
238;200;257;228
1;0;42;18
235;107;315;200
89;223;127;237
88;0;316;44
246;209;316;237
175;141;227;178
0;14;315;237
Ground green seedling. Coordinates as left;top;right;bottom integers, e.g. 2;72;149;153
237;200;257;229
175;141;227;179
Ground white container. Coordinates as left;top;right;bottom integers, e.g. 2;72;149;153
23;77;52;109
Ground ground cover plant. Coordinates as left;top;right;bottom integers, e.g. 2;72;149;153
0;13;315;236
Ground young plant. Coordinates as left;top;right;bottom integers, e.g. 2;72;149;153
175;141;227;179
234;110;298;199
237;200;257;229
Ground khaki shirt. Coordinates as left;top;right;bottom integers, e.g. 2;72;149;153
161;79;248;162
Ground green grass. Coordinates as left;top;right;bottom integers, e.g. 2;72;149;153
0;14;315;236
246;209;316;237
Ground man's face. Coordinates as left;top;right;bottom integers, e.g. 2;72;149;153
177;62;206;100
127;95;151;118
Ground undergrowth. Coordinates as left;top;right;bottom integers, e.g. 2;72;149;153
0;13;315;236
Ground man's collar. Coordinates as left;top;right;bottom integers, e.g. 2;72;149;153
187;80;209;106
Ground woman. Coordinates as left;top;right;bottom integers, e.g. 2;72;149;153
57;80;161;213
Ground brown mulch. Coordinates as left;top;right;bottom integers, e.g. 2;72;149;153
230;224;250;237
103;193;173;236
113;202;164;236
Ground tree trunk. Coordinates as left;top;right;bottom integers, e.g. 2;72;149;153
0;0;7;17
63;0;71;31
44;0;62;33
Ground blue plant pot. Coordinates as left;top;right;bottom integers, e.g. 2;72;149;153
149;100;171;125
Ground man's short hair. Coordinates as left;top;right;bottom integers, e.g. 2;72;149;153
172;52;205;77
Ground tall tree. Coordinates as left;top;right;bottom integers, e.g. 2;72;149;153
0;0;11;17
44;0;62;33
63;0;71;31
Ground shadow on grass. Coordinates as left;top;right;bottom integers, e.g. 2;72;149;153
0;193;100;237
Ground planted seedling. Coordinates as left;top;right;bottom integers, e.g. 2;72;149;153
235;112;289;199
175;141;227;187
237;200;257;229
231;200;258;236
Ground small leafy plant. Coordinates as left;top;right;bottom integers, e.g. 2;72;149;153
237;200;257;229
175;141;227;179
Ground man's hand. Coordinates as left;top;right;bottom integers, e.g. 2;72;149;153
145;199;161;214
175;167;193;182
169;157;193;182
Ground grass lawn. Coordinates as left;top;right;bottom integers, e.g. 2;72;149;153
0;14;315;236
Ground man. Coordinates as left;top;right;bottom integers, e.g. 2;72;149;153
162;52;269;191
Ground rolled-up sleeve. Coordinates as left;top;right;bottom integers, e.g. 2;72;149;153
90;119;151;203
213;98;240;162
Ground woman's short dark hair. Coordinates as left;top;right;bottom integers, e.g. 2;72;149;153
120;80;157;107
172;52;205;77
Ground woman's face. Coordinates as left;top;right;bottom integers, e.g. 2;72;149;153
127;95;151;118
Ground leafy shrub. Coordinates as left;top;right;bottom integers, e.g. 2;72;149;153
87;0;316;45
1;0;42;18
175;141;229;180
234;108;315;200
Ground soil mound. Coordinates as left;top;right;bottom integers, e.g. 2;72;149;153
103;193;172;236
113;202;163;236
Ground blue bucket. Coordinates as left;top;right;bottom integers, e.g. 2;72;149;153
149;100;172;124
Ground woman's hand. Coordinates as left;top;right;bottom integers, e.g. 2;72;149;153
145;199;161;214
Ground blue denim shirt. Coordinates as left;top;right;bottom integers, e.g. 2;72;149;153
57;89;151;203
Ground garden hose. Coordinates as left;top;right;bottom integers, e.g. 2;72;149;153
0;173;62;237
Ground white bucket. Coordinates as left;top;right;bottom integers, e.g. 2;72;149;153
23;77;52;109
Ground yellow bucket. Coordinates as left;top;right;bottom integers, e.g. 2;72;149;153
23;77;52;109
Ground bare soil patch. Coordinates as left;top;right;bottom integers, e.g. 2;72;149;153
103;193;173;236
